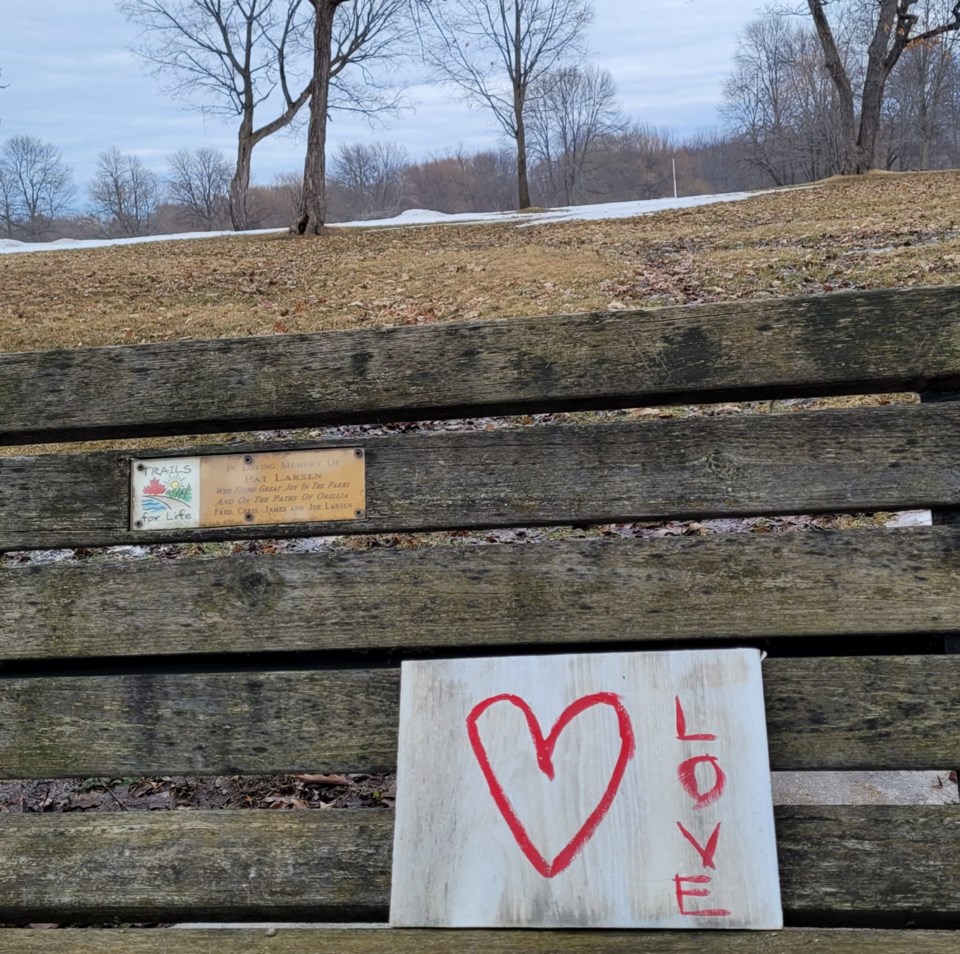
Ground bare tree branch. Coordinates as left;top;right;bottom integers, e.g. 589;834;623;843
88;147;161;237
291;0;414;234
166;146;233;228
122;0;413;233
421;0;594;209
0;135;75;240
806;0;960;172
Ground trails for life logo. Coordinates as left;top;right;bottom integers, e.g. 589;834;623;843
390;648;782;929
130;456;201;529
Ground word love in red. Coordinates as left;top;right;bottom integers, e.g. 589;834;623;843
466;692;636;878
674;694;730;918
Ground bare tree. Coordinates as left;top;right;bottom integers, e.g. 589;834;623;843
0;166;17;239
89;147;161;236
166;147;233;228
421;0;593;210
330;139;408;218
119;0;315;230
806;0;960;173
527;64;621;205
272;170;305;218
879;0;960;167
0;135;75;240
292;0;345;233
723;9;845;185
291;0;412;234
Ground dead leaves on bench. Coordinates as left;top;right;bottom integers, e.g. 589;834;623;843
0;773;396;814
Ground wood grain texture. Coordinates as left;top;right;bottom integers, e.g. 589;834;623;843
0;658;954;778
4;403;960;551
2;286;959;444
0;928;956;954
921;392;960;534
0;669;400;779
776;806;960;926
762;656;960;770
3;528;958;659
0;807;954;923
0;810;391;923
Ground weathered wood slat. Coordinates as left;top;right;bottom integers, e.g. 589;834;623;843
3;404;960;550
776;806;960;926
0;928;956;954
763;657;960;770
0;658;954;778
0;810;389;923
0;807;954;923
2;287;959;444
0;669;399;779
3;528;958;659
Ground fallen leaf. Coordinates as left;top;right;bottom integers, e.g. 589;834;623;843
296;773;351;786
263;796;310;809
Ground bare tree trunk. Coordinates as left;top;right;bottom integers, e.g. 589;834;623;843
511;1;532;210
854;1;899;174
857;74;887;173
807;0;858;174
293;0;339;235
919;97;932;169
515;111;532;209
230;114;255;231
807;0;960;175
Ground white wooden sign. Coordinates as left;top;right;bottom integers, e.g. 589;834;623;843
390;648;782;929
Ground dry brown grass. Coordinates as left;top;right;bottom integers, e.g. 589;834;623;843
1;171;959;354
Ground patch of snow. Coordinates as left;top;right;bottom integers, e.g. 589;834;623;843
0;190;767;256
336;191;764;231
0;227;280;256
884;509;933;528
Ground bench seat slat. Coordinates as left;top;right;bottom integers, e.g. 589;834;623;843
2;286;959;445
3;529;958;660
0;658;955;778
0;807;955;924
3;403;960;551
0;928;956;953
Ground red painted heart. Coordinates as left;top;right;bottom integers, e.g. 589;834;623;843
466;692;636;878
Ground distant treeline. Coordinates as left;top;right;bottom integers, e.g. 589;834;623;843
723;3;960;185
0;131;769;243
3;1;959;242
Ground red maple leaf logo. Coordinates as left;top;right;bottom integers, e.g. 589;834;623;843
143;478;166;496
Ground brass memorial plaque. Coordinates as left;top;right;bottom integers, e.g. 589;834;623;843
130;448;365;531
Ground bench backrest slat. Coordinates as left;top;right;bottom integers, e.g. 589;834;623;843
2;286;958;445
0;807;954;925
0;658;954;779
2;528;959;661
3;403;960;551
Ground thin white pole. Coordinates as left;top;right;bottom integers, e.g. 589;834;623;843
672;157;678;198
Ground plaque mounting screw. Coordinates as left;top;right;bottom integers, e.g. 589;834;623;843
354;448;364;458
243;454;254;465
134;519;143;528
135;463;145;472
355;509;365;518
244;512;254;522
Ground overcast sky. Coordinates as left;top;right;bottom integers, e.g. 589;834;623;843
0;1;762;192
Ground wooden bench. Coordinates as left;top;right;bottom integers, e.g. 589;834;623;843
0;285;958;951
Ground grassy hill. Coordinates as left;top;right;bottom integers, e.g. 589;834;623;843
2;171;959;355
